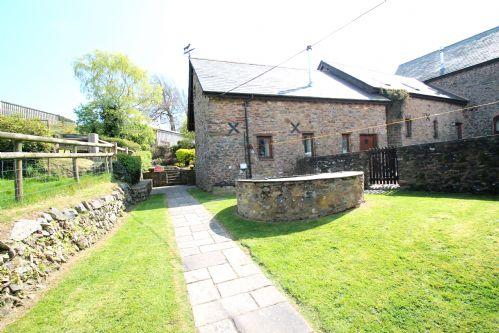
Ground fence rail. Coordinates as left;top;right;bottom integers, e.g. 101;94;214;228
0;131;113;148
0;131;127;203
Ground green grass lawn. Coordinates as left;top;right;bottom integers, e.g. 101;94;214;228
4;194;194;333
189;189;498;332
0;173;112;209
0;173;117;226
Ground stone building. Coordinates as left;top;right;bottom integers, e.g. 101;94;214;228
187;58;464;191
319;62;468;147
396;26;499;138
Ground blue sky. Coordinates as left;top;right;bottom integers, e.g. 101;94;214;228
0;0;497;120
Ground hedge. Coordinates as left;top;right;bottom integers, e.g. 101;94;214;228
113;153;141;184
176;148;195;166
0;115;52;152
170;139;195;156
133;151;152;171
100;135;142;152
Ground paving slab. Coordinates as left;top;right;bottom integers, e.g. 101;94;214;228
187;279;220;305
162;186;312;333
184;268;210;284
233;303;312;333
217;274;271;298
200;241;236;253
208;263;238;284
198;319;238;333
251;286;287;308
183;251;226;271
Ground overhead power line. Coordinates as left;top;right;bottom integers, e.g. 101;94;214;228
220;0;387;96
270;100;499;146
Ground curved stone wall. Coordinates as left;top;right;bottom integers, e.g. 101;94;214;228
236;172;364;222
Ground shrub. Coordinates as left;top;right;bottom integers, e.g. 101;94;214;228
0;115;52;152
113;153;141;184
133;150;152;171
100;136;141;152
175;148;195;166
170;139;195;156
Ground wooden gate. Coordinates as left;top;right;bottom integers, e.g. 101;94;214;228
368;147;399;184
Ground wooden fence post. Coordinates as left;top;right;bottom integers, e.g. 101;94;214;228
72;145;79;182
14;141;23;201
110;142;117;175
104;147;110;174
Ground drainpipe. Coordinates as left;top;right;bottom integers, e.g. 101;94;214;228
243;99;253;179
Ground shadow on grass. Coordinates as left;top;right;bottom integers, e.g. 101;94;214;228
210;204;352;241
383;189;498;202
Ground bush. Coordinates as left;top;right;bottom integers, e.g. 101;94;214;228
152;145;173;165
113;153;141;184
0;115;52;152
100;136;141;152
175;148;195;167
170;139;194;156
133;150;152;171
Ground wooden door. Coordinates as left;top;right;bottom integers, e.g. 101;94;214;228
360;134;377;151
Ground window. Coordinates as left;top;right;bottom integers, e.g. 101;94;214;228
405;118;412;137
341;133;350;153
257;136;272;159
494;116;499;134
455;122;463;139
433;120;439;139
302;133;314;157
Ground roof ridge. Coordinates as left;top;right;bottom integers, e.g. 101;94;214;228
190;57;307;70
398;25;499;66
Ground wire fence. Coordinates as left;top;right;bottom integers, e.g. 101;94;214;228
0;132;129;209
0;157;111;209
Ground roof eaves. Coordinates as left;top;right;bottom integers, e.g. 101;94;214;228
318;61;378;94
424;57;499;82
203;90;390;104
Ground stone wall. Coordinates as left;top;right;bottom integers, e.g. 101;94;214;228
236;172;364;222
0;183;148;316
193;74;387;191
426;60;499;138
300;135;498;194
386;96;466;147
296;151;369;188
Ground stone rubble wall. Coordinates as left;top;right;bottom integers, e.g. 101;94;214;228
0;183;148;317
298;135;498;194
236;173;364;222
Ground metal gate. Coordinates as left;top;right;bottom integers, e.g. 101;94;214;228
368;147;399;184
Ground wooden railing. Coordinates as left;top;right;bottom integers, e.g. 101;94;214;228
0;131;128;202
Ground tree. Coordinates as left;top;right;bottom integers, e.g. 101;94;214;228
149;75;186;131
73;50;160;148
179;118;195;143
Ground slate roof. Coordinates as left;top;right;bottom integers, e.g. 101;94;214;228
320;61;467;104
189;58;389;102
396;26;499;81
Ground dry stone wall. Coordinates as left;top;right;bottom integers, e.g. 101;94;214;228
299;135;498;194
0;183;148;317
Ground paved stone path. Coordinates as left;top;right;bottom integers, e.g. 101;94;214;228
159;185;312;333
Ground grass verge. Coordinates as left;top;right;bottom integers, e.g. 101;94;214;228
0;173;116;228
3;194;194;333
189;188;498;332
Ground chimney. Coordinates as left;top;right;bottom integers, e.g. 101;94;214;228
439;47;446;75
306;45;312;86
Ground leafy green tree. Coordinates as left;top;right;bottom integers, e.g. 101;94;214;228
179;118;195;143
73;50;160;148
